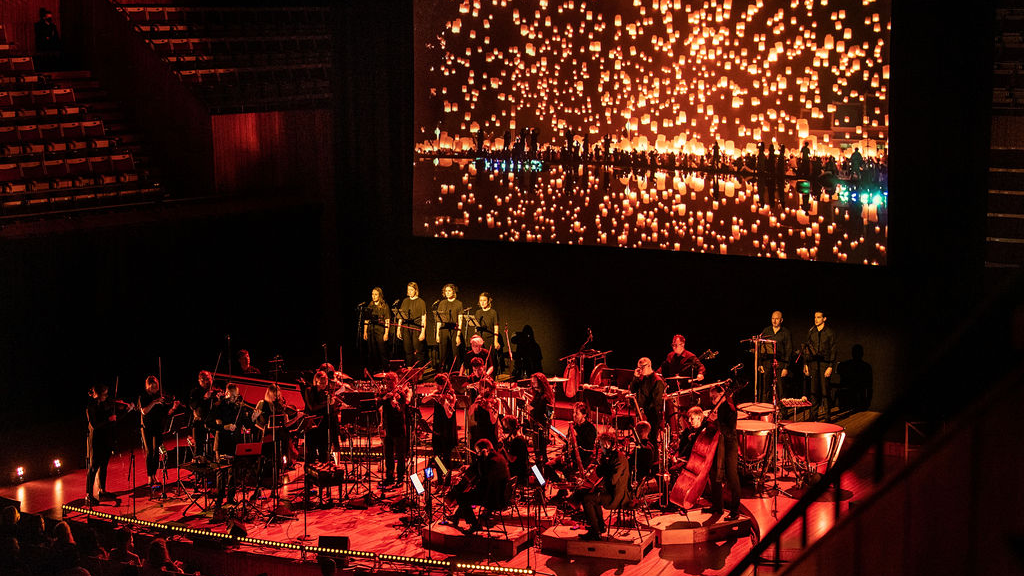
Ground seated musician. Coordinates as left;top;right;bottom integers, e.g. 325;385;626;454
670;406;705;472
252;384;301;469
578;432;630;541
460;335;493;376
658;335;706;386
630;420;656;482
548;402;597;480
448;438;510;534
501;416;530;485
428;373;458;471
528;372;555;466
468;388;499;449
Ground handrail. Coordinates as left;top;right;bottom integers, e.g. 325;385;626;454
727;267;1023;575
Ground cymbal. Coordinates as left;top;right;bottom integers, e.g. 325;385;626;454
664;375;692;380
547;376;569;382
373;372;388;378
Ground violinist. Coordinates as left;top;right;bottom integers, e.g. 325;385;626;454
527;372;555;465
138;375;181;487
189;371;218;461
362;287;391;374
704;384;740;520
428;373;458;470
468;388;499;449
253;384;301;468
211;383;248;509
501;416;530;485
379;372;411;489
86;384;121;505
447;438;509;535
630;357;666;445
578;432;629;541
302;370;332;463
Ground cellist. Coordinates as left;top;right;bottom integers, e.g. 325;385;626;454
704;384;741;520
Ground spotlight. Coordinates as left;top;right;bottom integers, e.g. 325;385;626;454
14;466;25;483
50;459;63;476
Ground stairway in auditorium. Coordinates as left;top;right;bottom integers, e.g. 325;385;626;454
0;24;163;222
989;7;1024;268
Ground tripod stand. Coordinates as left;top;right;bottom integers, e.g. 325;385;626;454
751;337;793;517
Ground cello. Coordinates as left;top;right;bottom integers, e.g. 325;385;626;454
668;379;735;509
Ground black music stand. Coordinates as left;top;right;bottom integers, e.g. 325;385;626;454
162;411;192;500
579;388;612;426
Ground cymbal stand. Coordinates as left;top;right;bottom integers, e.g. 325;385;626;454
758;341;793;517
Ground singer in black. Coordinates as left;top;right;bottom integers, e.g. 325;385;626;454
435;284;463;372
450;438;510;534
379;373;411;488
802;311;838;421
528;372;555;465
302;370;332;464
658;335;706;386
189;370;218;460
757;311;793;398
704;384;741;520
362;287;391;373
138;376;180;487
579;432;630;541
397;282;428;368
86;385;119;505
630;357;666;445
471;292;500;354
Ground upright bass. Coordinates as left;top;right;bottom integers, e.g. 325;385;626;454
668;379;734;509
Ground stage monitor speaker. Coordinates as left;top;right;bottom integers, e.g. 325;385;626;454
228;519;248;538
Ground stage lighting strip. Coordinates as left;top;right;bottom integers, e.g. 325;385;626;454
61;505;533;575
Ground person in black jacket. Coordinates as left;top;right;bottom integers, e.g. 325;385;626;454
579;432;630;541
757;311;792;401
803;311;838;422
138;375;181;487
450;438;510;534
703;384;741;520
86;385;120;505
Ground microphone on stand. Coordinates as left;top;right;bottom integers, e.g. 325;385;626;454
729;363;744;372
392;300;401;307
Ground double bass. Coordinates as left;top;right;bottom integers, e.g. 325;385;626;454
668;379;734;509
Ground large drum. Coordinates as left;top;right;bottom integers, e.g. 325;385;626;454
737;402;775;423
736;420;775;463
783;422;845;466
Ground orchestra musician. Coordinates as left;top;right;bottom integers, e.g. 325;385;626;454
460;334;493;376
302;370;332;464
362;287;391;374
704;384;740;520
397;282;428;368
501;416;530;485
189;371;218;460
138;375;181;487
428;373;458;470
669;406;705;473
659;335;706;385
448;438;510;534
803;311;838;422
468;388;499;449
211;383;249;510
86;384;121;505
379;372;412;489
578;432;629;541
630;357;666;445
252;384;301;469
548;402;597;480
434;284;463;372
757;311;793;393
237;350;260;376
630;420;656;482
527;372;555;466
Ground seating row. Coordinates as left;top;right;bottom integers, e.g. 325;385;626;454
0;106;88;127
0;120;105;143
2;137;120;161
0;87;75;107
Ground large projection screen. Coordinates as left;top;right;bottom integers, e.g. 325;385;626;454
414;0;889;265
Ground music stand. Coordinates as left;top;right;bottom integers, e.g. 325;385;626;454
162;411;192;500
579;388;612;428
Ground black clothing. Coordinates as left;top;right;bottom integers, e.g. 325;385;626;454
86;398;118;498
189;386;217;460
630;372;666;444
632;439;656;480
365;302;391;373
757;325;793;401
431;393;458;467
804;325;839;419
529;393;553;464
139;392;173;478
211;396;248;459
505;434;530;484
399;297;427;366
473;307;499;342
573;420;597;468
436;298;463;371
469;401;498;448
581;448;629;534
659;350;706;381
462;348;492;374
34;18;60;52
708;400;740;514
454;451;510;527
302;385;332;463
381;393;409;482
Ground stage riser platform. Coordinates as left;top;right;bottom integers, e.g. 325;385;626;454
644;513;752;545
422;524;534;560
540;525;656;562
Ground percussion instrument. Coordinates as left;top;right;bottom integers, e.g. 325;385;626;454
737;402;775;423
736;420;775;463
782;422;845;485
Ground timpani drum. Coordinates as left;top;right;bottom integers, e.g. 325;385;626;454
736;420;775;463
737;402;775;423
783;422;845;468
